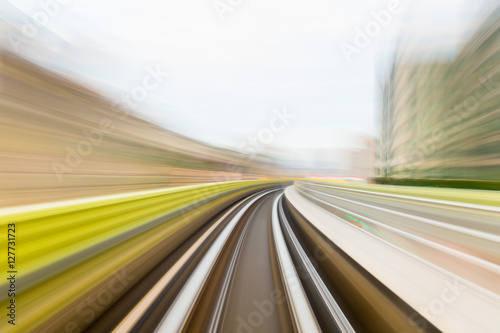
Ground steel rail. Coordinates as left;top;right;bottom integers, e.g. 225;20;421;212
154;189;275;333
278;197;355;333
271;194;321;333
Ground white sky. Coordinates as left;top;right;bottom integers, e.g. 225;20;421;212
3;0;482;155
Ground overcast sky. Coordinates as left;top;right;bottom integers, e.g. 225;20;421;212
3;0;483;154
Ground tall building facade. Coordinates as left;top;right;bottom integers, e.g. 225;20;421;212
377;6;500;180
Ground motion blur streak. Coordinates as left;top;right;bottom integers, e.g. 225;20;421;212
1;1;500;333
0;181;285;332
376;2;500;184
0;51;278;208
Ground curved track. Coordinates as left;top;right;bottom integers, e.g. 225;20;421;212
81;186;453;333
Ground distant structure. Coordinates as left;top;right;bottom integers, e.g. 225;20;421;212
349;138;376;179
377;5;500;181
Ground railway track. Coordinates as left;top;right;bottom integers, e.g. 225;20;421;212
83;186;446;333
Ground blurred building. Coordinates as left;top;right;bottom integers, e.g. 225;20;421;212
0;51;280;206
377;5;500;180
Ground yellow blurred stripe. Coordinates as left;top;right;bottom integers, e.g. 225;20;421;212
0;181;278;293
0;181;283;332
